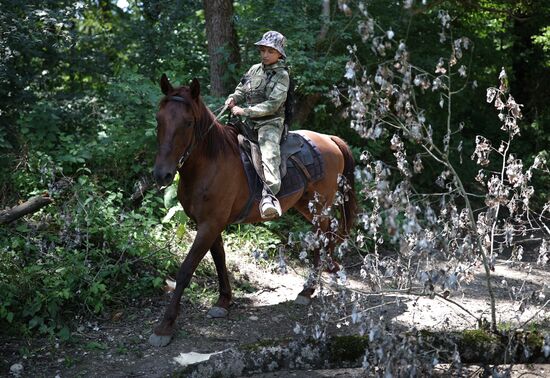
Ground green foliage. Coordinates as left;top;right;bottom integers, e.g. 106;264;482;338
533;26;550;58
225;223;282;256
0;174;182;337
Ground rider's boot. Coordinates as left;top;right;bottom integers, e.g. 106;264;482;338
259;193;282;219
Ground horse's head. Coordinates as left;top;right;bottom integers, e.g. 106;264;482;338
153;74;201;187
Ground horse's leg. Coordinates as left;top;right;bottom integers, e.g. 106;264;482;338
149;224;221;347
206;234;232;318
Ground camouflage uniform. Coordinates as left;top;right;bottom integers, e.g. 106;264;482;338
227;32;289;196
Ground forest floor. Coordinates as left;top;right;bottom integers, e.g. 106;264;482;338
2;240;550;377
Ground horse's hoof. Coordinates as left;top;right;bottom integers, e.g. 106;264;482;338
149;333;172;347
295;295;312;306
206;306;228;318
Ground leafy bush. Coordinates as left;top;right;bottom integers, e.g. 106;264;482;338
0;173;184;338
0;68;176;338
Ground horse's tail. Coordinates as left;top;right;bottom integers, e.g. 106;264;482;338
330;136;357;236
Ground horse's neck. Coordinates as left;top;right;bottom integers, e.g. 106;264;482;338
181;120;235;174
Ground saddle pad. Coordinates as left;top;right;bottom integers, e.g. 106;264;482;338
236;132;324;223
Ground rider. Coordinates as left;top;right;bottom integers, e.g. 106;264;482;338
225;31;289;219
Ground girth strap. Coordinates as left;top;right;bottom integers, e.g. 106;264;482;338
289;155;311;182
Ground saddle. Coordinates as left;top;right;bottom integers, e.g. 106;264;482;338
233;131;324;223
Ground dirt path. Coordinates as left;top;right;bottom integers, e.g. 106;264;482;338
2;250;549;377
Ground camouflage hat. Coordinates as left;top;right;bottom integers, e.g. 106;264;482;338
254;31;287;58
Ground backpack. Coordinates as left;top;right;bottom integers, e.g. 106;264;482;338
282;68;295;142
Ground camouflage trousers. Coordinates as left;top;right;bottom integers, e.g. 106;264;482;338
257;123;284;195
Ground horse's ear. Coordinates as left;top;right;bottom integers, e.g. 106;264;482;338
190;78;200;100
160;73;173;95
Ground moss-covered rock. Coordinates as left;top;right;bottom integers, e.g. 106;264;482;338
327;335;369;365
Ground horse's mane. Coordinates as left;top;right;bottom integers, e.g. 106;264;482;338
164;86;239;160
198;101;240;159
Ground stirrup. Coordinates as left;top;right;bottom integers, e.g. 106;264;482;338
260;194;282;219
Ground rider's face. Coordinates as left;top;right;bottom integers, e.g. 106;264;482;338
259;46;282;65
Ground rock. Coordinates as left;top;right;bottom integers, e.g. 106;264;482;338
294;295;311;306
10;363;23;377
207;306;229;318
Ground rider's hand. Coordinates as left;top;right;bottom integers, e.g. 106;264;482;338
231;106;245;116
224;98;235;109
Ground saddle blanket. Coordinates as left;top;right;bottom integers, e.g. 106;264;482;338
236;132;324;222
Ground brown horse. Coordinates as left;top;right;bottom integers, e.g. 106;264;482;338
149;75;357;347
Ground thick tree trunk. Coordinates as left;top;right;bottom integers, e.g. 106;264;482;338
293;0;330;127
318;0;331;42
0;194;53;225
294;93;322;127
510;10;548;124
203;0;240;97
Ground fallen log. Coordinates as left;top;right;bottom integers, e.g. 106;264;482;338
0;194;53;225
178;330;550;377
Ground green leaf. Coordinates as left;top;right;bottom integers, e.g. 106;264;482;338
163;184;178;209
176;223;187;239
15;224;29;233
86;341;107;350
29;316;43;329
47;302;59;317
174;211;189;224
58;326;71;341
162;204;183;223
152;277;163;288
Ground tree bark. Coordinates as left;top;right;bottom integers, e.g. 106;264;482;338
203;0;241;97
293;93;322;127
0;194;53;225
317;0;331;43
510;7;548;123
293;0;330;127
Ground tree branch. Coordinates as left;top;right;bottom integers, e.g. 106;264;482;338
0;194;53;225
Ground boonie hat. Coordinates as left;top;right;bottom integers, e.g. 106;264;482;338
254;31;287;59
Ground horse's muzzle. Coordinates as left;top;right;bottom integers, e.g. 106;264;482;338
153;165;175;188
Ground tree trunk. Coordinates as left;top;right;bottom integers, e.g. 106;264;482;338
317;0;331;43
0;194;53;225
510;7;548;123
203;0;241;97
294;93;322;126
293;0;330;127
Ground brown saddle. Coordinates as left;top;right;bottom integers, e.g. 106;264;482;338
233;131;324;223
237;132;305;180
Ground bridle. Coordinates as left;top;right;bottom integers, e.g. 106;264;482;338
163;95;227;169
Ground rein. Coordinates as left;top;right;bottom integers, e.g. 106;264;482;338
164;95;227;169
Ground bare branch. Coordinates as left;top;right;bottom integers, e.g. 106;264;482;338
0;194;53;225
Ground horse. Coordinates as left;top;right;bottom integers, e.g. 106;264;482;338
149;74;357;347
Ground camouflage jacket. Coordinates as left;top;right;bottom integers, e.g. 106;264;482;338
228;61;289;128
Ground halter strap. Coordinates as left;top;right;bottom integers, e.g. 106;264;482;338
165;95;187;103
